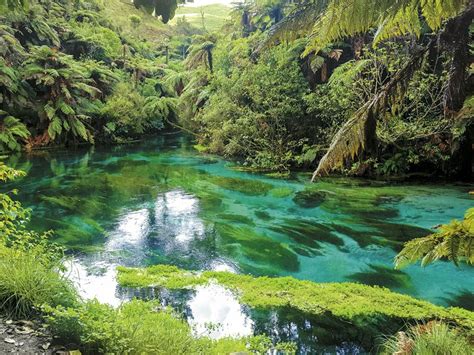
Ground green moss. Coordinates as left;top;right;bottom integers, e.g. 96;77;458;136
210;176;274;196
117;265;474;337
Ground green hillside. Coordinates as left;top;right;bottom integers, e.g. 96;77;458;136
172;3;232;31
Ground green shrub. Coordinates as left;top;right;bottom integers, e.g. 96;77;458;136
71;22;123;59
381;321;472;354
129;14;141;29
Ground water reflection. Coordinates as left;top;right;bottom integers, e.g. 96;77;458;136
187;283;254;338
153;190;205;249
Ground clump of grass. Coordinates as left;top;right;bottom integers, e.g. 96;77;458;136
380;321;472;354
0;244;77;318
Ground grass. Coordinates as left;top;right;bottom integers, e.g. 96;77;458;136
380;321;472;354
0;244;77;318
46;299;296;354
171;4;231;32
102;0;170;44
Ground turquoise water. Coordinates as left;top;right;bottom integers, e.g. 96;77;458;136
5;134;473;350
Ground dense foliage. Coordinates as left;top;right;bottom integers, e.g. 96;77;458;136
0;163;77;318
0;0;182;152
174;0;473;178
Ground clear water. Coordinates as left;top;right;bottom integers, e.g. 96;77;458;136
5;134;473;351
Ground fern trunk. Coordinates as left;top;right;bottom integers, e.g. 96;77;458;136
441;5;474;180
441;4;474;113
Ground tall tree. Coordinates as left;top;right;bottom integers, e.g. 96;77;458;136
133;0;184;23
186;36;216;73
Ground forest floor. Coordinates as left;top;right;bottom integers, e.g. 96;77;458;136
0;317;73;354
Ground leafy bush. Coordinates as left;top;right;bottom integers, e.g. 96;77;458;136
71;22;123;60
0;112;30;152
186;42;314;172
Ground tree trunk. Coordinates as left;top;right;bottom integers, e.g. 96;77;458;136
207;50;213;73
440;4;474;113
439;4;474;180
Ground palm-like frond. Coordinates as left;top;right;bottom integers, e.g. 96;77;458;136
313;43;428;178
258;0;330;51
186;37;216;72
0;25;26;62
0;0;28;10
0;112;30;152
395;208;474;268
261;0;470;55
304;0;470;55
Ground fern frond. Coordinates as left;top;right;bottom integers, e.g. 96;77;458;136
313;43;428;178
396;208;474;268
304;0;469;55
258;0;330;51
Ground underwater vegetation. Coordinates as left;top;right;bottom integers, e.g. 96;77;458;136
347;264;413;290
9;138;474;309
214;224;300;274
293;189;326;208
443;290;474;312
210;176;274;196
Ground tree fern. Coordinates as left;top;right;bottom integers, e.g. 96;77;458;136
0;0;28;11
395;208;474;268
22;46;101;145
313;44;428;177
186;36;217;73
304;0;470;55
0;111;29;152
